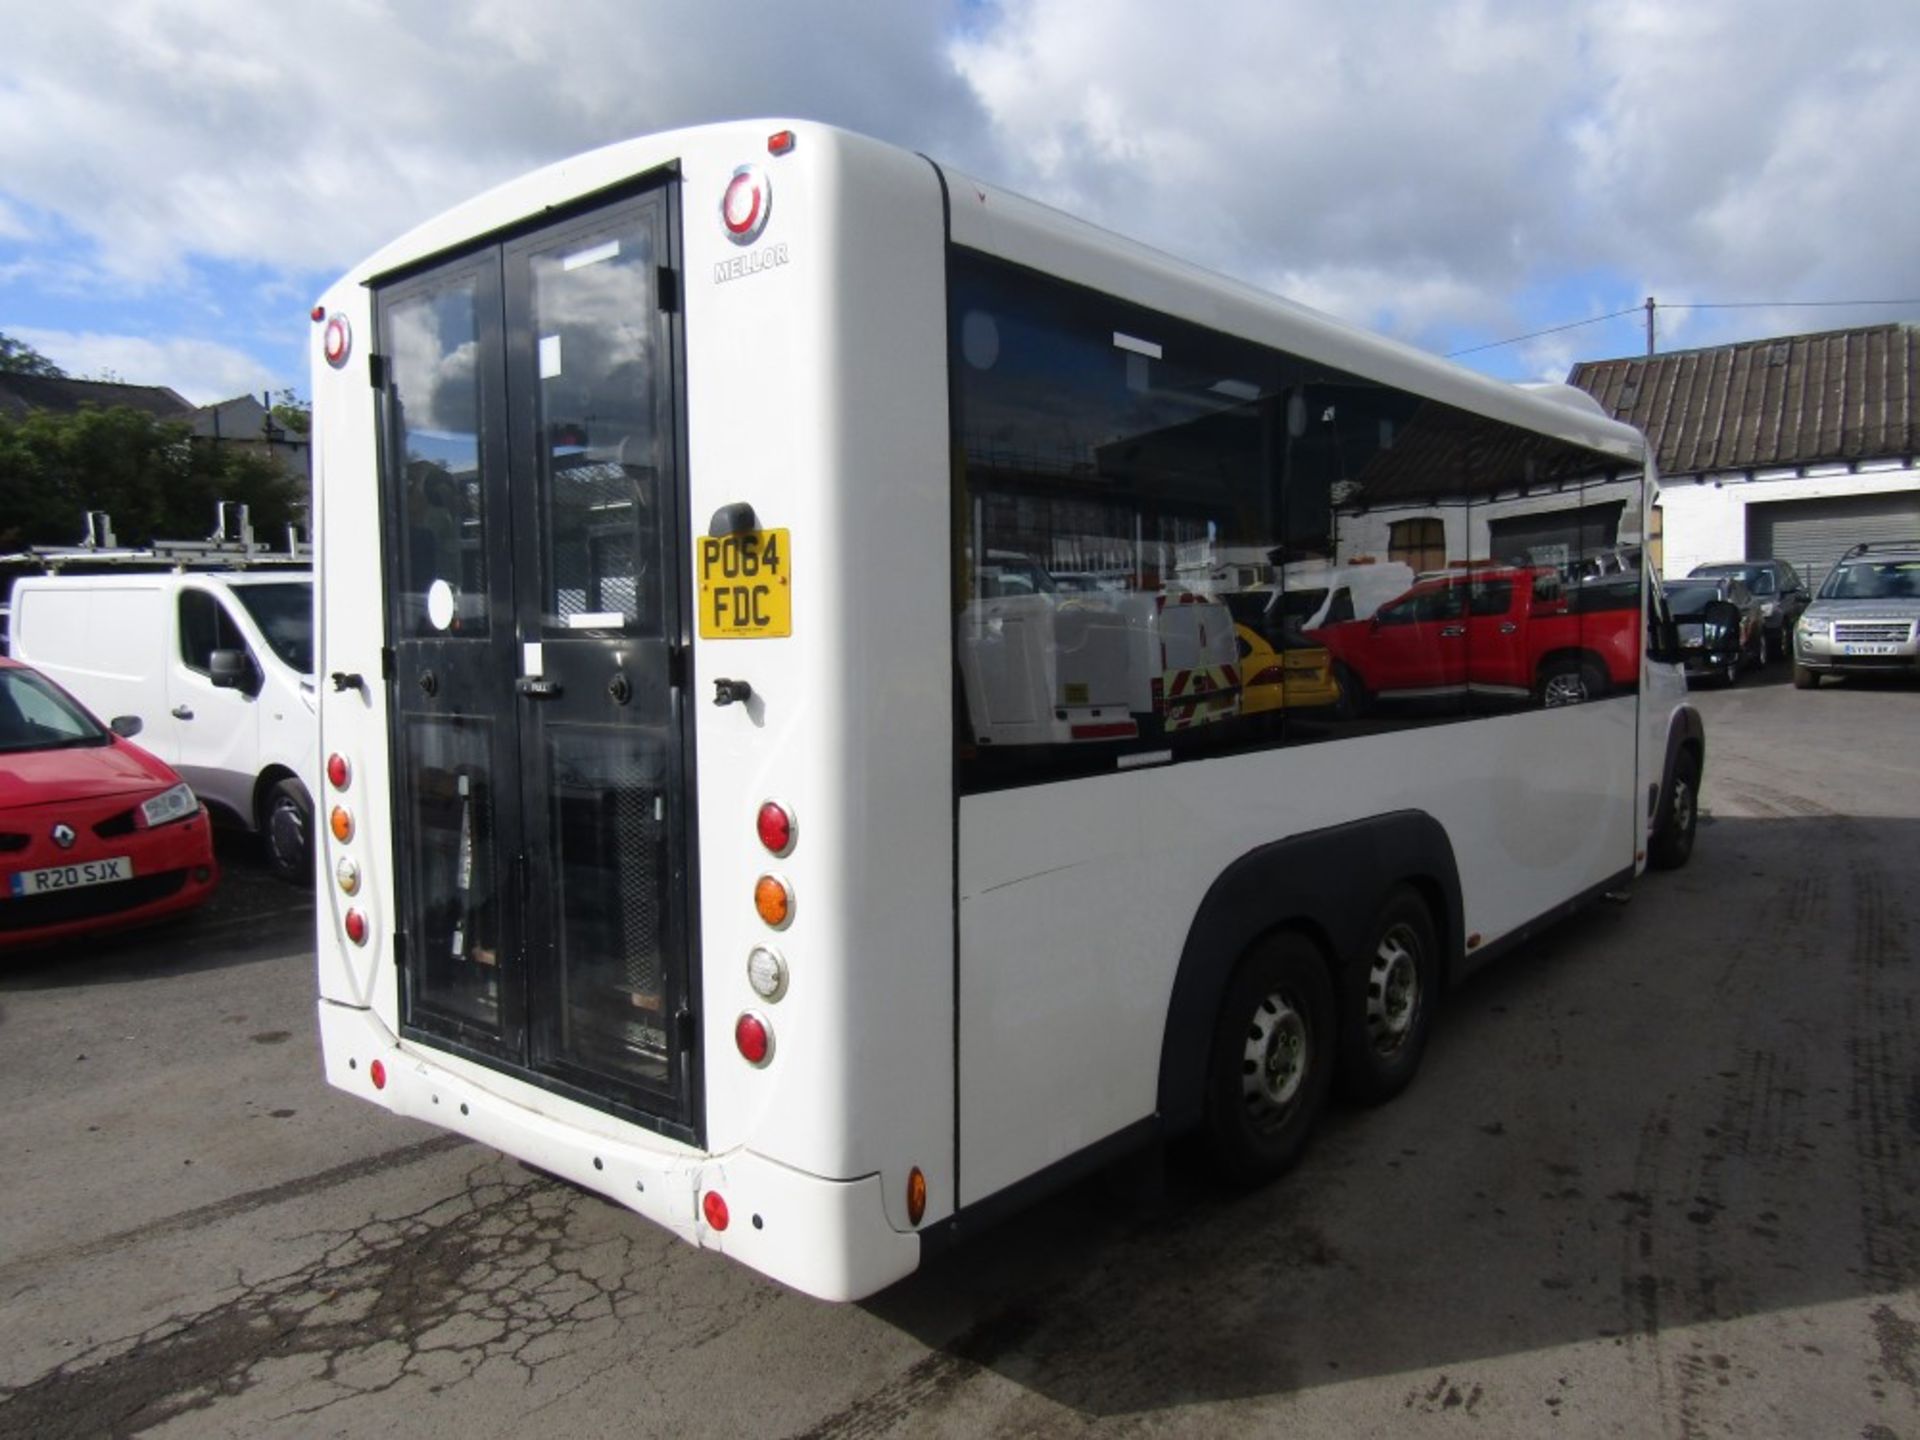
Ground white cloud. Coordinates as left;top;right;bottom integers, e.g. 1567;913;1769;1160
12;327;275;407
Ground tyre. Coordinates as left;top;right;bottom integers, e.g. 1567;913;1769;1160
1203;932;1337;1184
1336;886;1438;1105
1538;656;1605;707
1332;662;1370;719
262;777;314;885
1648;748;1699;871
1720;654;1738;687
1792;663;1817;690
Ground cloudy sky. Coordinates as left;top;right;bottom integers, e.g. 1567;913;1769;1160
2;0;1917;405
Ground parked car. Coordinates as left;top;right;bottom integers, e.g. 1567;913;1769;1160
1791;542;1920;688
1313;566;1640;710
1220;590;1342;717
8;571;316;882
0;657;218;948
1663;576;1764;685
1688;558;1809;661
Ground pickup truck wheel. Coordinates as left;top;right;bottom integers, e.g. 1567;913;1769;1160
1203;932;1336;1184
1649;748;1699;871
1332;662;1370;719
1336;886;1437;1105
263;778;314;885
1539;657;1604;707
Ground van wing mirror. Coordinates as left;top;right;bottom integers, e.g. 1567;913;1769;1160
208;648;254;692
109;714;144;739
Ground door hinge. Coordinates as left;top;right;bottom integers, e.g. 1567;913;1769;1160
368;352;386;390
380;645;396;681
668;647;688;691
675;1007;696;1052
657;266;680;313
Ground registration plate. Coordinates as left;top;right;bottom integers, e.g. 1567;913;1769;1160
1841;644;1897;656
8;856;132;897
697;528;791;639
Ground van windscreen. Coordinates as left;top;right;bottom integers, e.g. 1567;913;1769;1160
232;582;314;674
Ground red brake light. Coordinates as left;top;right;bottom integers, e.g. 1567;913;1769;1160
768;129;796;155
756;800;794;855
735;1012;772;1066
344;908;368;945
327;753;350;790
703;1190;730;1230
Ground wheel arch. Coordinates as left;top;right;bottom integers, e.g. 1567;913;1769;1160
253;763;309;830
1156;810;1464;1136
1652;704;1706;834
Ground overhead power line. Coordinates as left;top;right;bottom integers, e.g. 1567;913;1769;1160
1448;295;1920;360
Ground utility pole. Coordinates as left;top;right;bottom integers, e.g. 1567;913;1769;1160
1645;296;1656;357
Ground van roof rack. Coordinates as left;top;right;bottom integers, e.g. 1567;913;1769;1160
0;503;311;574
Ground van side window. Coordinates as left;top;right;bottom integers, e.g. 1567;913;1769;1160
179;591;250;676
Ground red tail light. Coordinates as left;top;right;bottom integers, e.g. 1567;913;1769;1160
703;1190;730;1230
756;800;794;855
735;1012;773;1066
327;753;350;790
369;1058;387;1090
344;908;368;945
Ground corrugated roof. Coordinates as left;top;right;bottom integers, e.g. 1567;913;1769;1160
1568;323;1919;477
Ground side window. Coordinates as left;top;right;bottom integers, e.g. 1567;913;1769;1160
1468;579;1513;617
178;591;250;677
1388;518;1446;573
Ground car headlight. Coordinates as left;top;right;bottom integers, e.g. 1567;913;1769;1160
1798;616;1831;637
140;782;199;828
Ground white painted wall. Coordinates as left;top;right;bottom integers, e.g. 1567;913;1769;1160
1655;464;1920;579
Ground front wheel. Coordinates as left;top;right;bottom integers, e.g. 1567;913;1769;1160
1649;748;1699;871
1792;663;1818;690
262;777;314;885
1336;887;1438;1105
1203;932;1336;1184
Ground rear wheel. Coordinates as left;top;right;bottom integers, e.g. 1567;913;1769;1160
1203;932;1336;1184
1539;656;1606;707
1649;748;1699;871
262;777;314;885
1336;886;1438;1104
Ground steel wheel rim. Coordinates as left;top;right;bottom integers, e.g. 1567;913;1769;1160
1366;923;1421;1055
1669;774;1695;835
1242;988;1310;1130
269;797;307;868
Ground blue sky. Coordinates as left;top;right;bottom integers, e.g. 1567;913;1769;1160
3;0;1917;405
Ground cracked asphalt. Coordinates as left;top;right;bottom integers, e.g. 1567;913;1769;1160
2;671;1916;1438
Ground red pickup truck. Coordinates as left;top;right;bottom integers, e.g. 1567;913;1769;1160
1312;567;1640;710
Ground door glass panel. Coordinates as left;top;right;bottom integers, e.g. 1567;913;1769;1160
544;725;673;1086
401;715;504;1033
389;283;491;637
528;230;665;635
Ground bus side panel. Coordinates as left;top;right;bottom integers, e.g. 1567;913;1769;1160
687;130;955;1230
312;276;399;1020
957;701;1635;1208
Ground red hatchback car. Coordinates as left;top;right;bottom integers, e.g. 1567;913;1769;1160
0;657;218;948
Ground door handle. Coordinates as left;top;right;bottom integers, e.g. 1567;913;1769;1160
171;705;194;720
1440;626;1465;638
515;676;564;700
1498;622;1519;635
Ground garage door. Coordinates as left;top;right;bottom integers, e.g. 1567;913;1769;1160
1487;502;1624;570
1747;490;1920;589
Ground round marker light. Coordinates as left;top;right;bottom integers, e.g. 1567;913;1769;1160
369;1058;387;1090
907;1167;927;1226
323;313;352;369
746;945;788;1002
327;753;351;790
756;800;794;856
344;908;368;945
721;165;771;244
753;874;792;929
335;856;361;896
330;806;354;843
735;1011;773;1066
703;1190;730;1231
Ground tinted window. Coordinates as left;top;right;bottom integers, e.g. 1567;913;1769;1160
0;668;107;751
1819;560;1920;600
230;582;313;674
949;251;1636;793
179;590;251;674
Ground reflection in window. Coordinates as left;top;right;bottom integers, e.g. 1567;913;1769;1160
949;251;1639;793
530;228;664;634
389;282;489;637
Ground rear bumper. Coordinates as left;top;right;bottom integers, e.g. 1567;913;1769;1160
319;1001;921;1301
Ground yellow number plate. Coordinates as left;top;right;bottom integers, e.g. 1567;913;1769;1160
698;528;791;639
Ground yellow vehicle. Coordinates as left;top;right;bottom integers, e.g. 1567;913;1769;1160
1224;592;1343;715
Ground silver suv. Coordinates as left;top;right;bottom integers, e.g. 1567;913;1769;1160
1792;542;1920;688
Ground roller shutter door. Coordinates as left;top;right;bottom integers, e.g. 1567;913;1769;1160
1747;490;1920;589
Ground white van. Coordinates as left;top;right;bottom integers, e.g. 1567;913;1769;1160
9;571;317;881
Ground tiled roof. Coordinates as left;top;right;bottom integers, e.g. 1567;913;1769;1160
1568;324;1919;477
0;373;193;423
